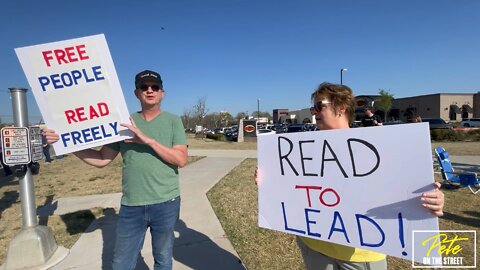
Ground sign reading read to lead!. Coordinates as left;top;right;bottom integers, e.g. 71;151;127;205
257;123;441;265
1;127;31;165
15;34;132;155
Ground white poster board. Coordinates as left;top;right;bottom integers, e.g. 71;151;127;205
15;34;132;155
257;123;440;264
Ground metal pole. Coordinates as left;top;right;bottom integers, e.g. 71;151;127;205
2;88;67;269
9;87;37;228
340;68;347;85
257;98;260;119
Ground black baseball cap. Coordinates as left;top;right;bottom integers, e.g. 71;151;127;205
135;70;163;88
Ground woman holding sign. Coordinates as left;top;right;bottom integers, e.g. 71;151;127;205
257;82;445;270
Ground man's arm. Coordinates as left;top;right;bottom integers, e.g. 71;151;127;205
375;115;383;126
43;128;119;168
73;146;119;168
121;118;188;168
149;143;187;167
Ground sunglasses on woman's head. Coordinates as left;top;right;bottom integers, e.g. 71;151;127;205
139;84;161;92
310;100;332;114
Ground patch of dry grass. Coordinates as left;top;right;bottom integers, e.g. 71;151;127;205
207;158;305;270
186;134;257;150
431;141;480;155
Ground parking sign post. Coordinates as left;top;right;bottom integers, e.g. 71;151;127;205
1;88;67;270
9;88;36;228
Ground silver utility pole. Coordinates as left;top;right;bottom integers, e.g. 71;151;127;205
1;88;67;270
10;88;37;228
340;68;347;85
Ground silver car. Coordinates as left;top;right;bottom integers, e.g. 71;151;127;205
459;118;480;127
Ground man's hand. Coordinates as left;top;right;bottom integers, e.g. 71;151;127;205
121;117;153;145
43;129;60;145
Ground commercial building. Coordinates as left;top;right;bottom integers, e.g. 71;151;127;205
355;93;480;122
273;108;313;124
273;92;480;124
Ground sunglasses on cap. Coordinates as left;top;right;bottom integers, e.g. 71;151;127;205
310;100;332;114
138;84;161;92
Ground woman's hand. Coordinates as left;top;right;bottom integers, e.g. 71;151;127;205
421;182;444;217
254;167;260;185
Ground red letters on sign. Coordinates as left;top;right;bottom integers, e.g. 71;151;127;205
64;102;110;124
42;44;89;67
295;185;341;208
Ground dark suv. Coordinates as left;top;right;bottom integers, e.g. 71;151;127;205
421;118;452;130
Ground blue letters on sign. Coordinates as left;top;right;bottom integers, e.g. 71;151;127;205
328;211;350;243
305;208;321;238
38;65;105;91
356;214;385;247
281;202;306;234
60;122;118;147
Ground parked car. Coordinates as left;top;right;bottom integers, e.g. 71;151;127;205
421;118;453;130
286;124;305;133
383;120;405;126
272;124;287;133
257;128;275;135
459;118;480;127
213;127;226;134
224;129;238;141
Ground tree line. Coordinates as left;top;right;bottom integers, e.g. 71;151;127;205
181;97;272;129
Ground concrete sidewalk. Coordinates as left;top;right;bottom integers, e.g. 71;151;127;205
38;149;256;270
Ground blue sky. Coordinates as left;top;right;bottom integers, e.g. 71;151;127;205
1;0;479;123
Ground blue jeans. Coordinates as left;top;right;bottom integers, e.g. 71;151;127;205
43;145;52;162
112;197;180;270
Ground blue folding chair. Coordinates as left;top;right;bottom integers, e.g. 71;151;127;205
434;146;480;194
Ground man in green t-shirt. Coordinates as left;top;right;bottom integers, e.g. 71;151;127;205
46;70;187;270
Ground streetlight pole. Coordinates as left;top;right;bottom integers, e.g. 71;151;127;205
340;68;348;85
257;98;260;120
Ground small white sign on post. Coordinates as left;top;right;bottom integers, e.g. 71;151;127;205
257;123;441;264
15;34;132;155
29;126;43;162
1;127;31;165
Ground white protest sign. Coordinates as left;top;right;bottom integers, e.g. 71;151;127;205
257;123;440;264
15;34;132;155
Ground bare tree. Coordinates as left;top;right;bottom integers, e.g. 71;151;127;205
235;112;247;120
181;109;193;129
192;97;209;126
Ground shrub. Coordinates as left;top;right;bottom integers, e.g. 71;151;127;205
466;129;480;141
194;132;206;139
430;129;463;141
450;121;460;128
206;133;226;141
428;129;480;141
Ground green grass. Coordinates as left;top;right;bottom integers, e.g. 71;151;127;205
207;158;305;270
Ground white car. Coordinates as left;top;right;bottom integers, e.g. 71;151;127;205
459;118;480;127
257;128;274;135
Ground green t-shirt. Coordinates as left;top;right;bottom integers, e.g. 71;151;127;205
107;111;187;206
